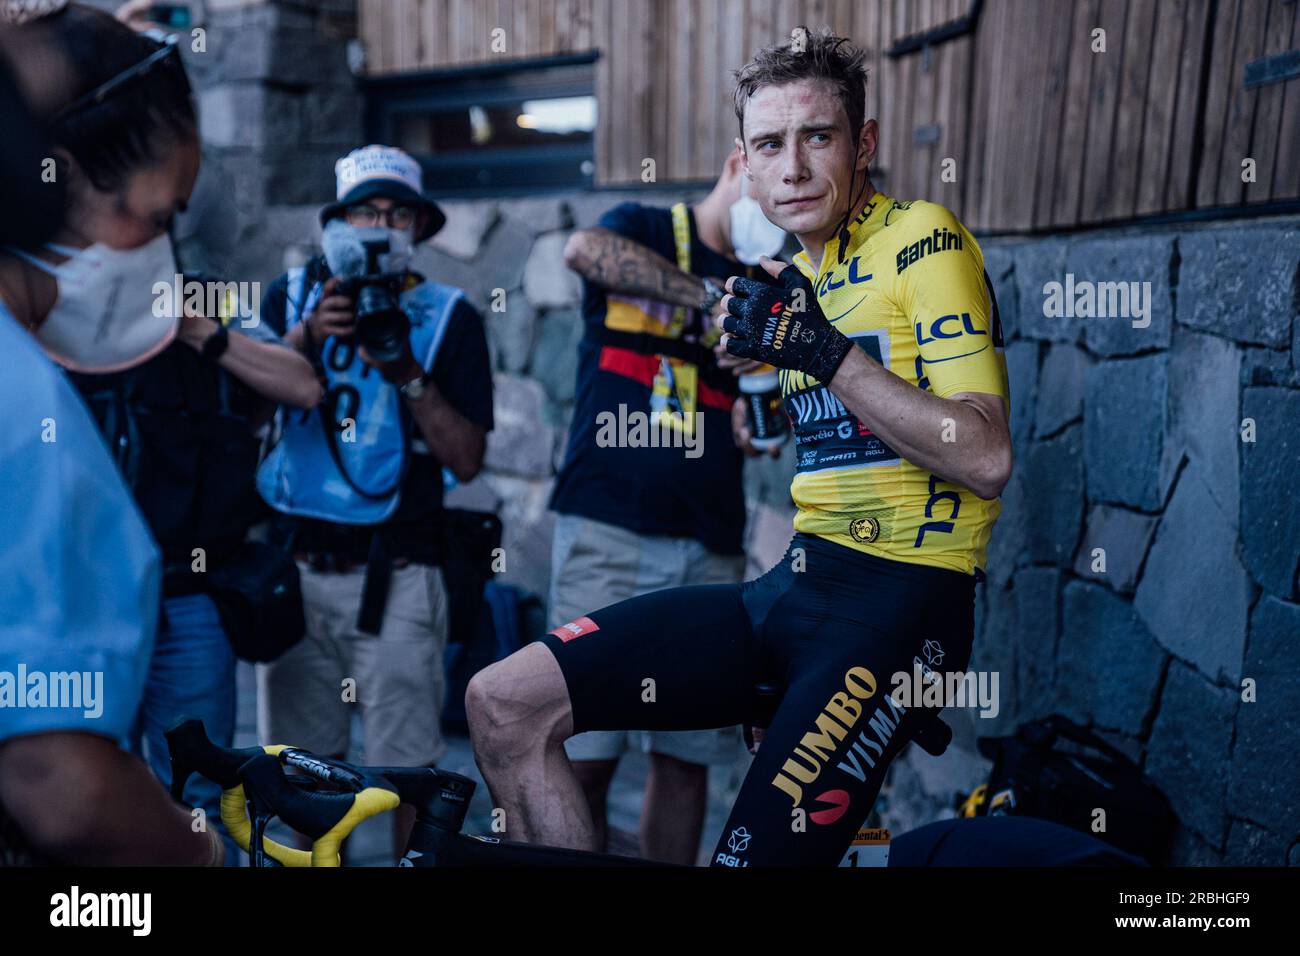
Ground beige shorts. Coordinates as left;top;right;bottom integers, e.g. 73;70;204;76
549;514;746;767
256;561;448;767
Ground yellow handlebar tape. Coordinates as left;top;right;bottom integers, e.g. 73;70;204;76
219;786;316;867
214;743;317;868
309;786;402;868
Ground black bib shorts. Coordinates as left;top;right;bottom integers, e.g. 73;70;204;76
539;533;978;866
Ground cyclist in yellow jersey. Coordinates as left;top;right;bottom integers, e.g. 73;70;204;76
468;28;1014;867
772;193;1009;575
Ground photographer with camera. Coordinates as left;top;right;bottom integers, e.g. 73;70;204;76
255;145;494;860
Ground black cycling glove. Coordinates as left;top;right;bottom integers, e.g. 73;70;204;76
722;263;853;384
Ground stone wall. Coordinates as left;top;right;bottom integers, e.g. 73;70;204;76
895;217;1300;866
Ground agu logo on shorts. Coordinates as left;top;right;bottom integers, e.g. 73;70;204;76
550;616;600;642
715;826;752;867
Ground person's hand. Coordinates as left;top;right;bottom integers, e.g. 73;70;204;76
114;0;160;32
731;396;780;458
359;338;421;385
717;255;852;384
701;276;730;318
714;342;765;377
305;276;356;342
177;309;217;351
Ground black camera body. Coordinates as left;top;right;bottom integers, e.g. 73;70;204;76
336;237;410;363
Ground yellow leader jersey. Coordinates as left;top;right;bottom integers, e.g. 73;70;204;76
786;193;1010;575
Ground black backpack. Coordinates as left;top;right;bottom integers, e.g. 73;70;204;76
966;715;1176;864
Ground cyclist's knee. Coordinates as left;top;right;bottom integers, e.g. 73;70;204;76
466;644;572;758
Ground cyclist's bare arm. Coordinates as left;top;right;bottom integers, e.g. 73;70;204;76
0;731;217;866
828;350;1012;500
563;227;705;308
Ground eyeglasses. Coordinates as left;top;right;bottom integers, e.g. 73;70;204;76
52;37;189;127
345;204;417;229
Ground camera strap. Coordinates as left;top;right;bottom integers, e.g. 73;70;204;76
317;386;411;501
295;258;410;503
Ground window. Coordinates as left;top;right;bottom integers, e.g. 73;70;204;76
364;53;598;197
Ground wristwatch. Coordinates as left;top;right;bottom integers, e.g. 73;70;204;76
398;373;427;401
699;277;726;314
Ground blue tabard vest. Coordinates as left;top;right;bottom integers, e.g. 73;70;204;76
256;268;462;525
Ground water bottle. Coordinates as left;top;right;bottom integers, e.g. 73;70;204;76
739;366;787;450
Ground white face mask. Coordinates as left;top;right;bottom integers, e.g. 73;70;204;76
729;177;787;265
13;233;179;373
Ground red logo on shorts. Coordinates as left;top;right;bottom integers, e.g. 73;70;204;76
809;789;850;825
550;616;600;642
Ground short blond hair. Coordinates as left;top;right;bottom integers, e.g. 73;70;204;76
732;27;868;140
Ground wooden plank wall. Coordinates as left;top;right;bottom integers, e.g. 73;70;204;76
359;0;1300;231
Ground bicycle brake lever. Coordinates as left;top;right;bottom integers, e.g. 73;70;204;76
246;790;275;868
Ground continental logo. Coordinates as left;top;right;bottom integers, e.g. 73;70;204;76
896;226;963;275
849;516;880;543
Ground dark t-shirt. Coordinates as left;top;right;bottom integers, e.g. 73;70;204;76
549;202;768;556
261;262;494;550
69;340;268;567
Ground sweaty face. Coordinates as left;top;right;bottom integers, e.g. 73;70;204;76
60;136;201;252
739;78;867;246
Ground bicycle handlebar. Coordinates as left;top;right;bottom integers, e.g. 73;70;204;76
167;717;479;866
239;754;400;867
165;717;312;867
278;749;478;835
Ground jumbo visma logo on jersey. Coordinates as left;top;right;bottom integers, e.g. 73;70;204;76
780;330;901;475
770;667;908;822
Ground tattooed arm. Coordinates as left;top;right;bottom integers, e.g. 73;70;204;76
563;227;707;309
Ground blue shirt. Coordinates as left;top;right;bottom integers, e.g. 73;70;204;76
0;304;159;747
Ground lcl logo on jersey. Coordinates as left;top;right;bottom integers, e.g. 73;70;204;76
817;257;873;297
914;312;987;345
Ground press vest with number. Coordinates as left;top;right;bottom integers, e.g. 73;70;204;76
256;268;462;525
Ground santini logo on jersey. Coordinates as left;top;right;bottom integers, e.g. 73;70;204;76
896;227;963;275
